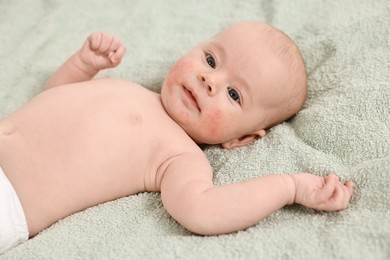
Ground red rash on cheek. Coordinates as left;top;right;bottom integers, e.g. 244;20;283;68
204;108;225;140
166;58;193;85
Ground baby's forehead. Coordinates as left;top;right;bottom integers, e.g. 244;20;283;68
207;34;275;75
213;22;292;54
214;22;268;42
210;29;269;59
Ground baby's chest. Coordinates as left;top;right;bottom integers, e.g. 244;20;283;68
79;101;190;163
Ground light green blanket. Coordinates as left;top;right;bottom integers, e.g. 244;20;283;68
1;0;389;259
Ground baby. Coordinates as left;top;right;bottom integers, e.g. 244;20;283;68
0;21;353;254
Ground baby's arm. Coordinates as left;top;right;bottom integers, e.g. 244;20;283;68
44;32;126;89
160;154;353;235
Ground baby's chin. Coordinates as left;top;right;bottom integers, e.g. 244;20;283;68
185;129;225;146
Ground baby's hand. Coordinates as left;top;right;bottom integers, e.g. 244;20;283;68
76;32;126;74
291;173;353;211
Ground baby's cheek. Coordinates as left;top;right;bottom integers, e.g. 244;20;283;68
167;58;194;81
204;108;226;141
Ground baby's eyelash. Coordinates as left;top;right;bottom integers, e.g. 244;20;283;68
205;53;216;69
228;87;241;104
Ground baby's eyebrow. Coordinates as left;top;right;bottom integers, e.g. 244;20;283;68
209;41;226;60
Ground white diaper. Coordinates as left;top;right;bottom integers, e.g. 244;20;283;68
0;166;28;254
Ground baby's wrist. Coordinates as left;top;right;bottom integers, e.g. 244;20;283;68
72;53;99;76
283;174;296;205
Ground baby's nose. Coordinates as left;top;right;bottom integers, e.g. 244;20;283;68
199;74;217;96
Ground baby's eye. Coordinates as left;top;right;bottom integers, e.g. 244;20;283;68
206;54;216;69
228;88;241;103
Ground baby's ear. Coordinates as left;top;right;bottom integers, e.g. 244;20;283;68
221;130;266;149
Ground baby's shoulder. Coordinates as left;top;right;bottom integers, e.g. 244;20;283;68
45;78;157;102
85;78;146;92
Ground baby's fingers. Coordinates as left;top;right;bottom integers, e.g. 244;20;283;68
345;181;353;193
96;33;114;55
314;176;337;204
101;33;124;55
323;179;353;211
88;32;104;51
88;32;122;55
108;45;126;65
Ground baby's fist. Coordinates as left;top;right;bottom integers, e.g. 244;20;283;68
78;32;126;73
292;173;353;211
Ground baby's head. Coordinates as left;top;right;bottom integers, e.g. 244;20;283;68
161;21;307;149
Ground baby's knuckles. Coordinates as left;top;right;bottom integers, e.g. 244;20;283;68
78;33;122;72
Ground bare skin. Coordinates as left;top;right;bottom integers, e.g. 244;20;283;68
0;22;353;239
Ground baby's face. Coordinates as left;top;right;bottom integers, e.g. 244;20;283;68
161;22;291;147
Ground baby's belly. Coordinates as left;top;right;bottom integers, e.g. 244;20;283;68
1;81;167;236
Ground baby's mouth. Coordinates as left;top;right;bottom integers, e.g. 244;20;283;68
183;86;201;112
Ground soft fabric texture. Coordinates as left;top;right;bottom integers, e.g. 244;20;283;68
0;0;389;259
